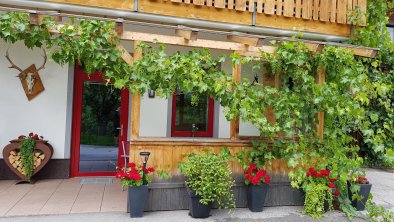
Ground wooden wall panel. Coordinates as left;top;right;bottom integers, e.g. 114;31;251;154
264;0;276;14
235;0;247;11
295;0;302;18
129;140;293;178
337;0;348;24
139;0;252;25
45;0;133;10
302;0;313;19
276;0;283;16
283;0;294;17
330;0;337;22
319;0;330;21
313;0;320;20
255;13;352;36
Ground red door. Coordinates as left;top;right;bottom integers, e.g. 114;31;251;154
70;65;129;177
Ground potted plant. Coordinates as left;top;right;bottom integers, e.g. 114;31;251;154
303;167;340;219
244;163;271;212
178;148;235;218
237;141;273;212
2;132;53;182
348;174;372;211
115;162;155;218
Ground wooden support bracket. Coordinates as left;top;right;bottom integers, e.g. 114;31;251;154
227;33;264;47
29;12;40;25
115;19;124;36
175;26;198;41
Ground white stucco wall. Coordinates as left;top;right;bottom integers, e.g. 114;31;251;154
239;63;261;136
139;93;168;137
0;41;71;159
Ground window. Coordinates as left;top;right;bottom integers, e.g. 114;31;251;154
171;92;214;137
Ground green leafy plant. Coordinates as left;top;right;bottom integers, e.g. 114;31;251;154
366;196;394;222
304;183;334;219
17;133;44;181
178;148;235;209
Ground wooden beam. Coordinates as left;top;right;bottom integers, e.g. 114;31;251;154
130;40;142;139
227;34;263;46
121;31;268;53
115;44;133;65
51;25;377;59
175;27;198;41
230;62;241;140
115;20;124;36
29;13;40;25
316;65;326;139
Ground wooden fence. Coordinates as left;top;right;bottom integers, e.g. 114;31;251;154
169;0;366;25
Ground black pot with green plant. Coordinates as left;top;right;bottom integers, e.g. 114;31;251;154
348;175;372;211
178;148;236;218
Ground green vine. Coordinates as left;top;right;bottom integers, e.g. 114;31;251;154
0;6;393;220
304;183;334;219
19;136;35;180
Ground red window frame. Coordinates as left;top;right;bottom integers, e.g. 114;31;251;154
171;93;214;137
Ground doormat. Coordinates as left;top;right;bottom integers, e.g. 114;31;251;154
80;178;114;185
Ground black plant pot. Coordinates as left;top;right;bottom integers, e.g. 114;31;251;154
348;183;372;211
128;185;149;218
186;187;212;218
247;184;269;212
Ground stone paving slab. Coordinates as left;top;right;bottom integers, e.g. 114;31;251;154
0;168;391;221
0;207;368;222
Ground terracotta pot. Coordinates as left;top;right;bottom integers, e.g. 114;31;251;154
2;139;53;181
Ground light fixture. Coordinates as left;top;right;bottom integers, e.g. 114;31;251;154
148;89;155;98
140;151;151;185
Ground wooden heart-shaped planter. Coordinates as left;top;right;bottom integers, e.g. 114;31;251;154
3;140;53;181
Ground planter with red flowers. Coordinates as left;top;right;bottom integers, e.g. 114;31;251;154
2;133;53;182
115;162;155;218
236;142;273;212
303;167;340;219
348;175;372;211
244;163;271;212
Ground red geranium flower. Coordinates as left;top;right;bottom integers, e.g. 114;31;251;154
29;132;34;137
328;183;336;189
127;162;136;168
329;178;338;183
264;175;271;184
334;189;340;197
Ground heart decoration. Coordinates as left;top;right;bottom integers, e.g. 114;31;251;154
2;140;53;181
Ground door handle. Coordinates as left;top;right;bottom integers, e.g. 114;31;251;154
117;124;123;136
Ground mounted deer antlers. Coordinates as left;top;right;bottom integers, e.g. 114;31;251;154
5;47;47;79
4;47;47;100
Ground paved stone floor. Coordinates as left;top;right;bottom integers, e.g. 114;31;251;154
0;178;126;217
0;168;391;221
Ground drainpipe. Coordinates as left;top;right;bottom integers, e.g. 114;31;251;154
1;0;349;42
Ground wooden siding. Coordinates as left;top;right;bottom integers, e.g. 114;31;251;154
44;0;133;11
42;0;366;36
128;139;292;181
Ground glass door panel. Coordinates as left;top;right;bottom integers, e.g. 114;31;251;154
79;82;121;173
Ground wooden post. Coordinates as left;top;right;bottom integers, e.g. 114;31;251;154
130;41;142;139
316;65;325;139
230;62;241;140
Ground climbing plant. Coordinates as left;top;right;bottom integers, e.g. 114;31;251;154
349;0;394;168
0;6;393;220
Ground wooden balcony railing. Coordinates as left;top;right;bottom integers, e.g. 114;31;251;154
44;0;367;36
170;0;366;25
